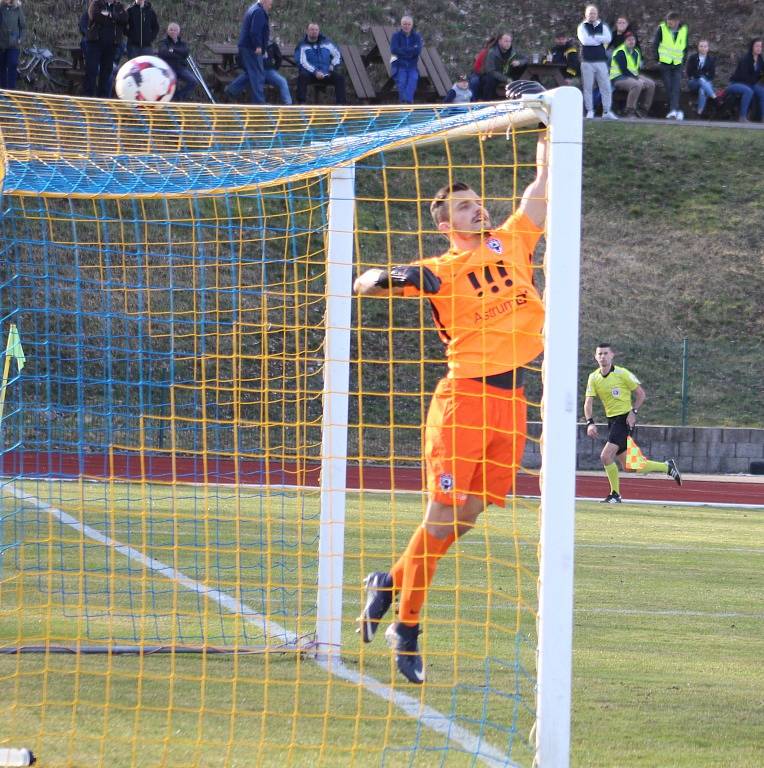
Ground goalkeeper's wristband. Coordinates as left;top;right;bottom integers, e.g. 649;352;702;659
375;265;441;294
586;418;595;426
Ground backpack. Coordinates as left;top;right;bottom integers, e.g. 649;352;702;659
265;41;282;70
473;47;489;75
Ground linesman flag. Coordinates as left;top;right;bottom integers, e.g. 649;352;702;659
624;435;648;471
5;324;26;372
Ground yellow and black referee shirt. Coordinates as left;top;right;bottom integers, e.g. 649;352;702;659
585;365;640;418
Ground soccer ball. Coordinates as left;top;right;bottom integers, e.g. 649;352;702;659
115;56;176;102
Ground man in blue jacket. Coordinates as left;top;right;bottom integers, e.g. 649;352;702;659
226;0;271;104
295;22;346;104
390;15;422;103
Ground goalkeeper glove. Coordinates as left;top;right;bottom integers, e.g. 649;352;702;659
376;265;441;294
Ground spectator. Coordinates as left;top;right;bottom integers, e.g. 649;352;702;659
609;29;655;117
390;14;422;104
157;22;197;101
294;22;346;105
444;72;472;103
577;5;617;120
653;11;688;120
469;33;499;101
78;10;89;59
549;31;580;83
726;38;764;123
608;16;641;57
262;39;292;104
481;32;527;100
225;0;272;105
0;0;25;90
685;39;716;116
125;0;159;59
85;0;128;97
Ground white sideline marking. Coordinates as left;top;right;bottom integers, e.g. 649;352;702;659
5;486;514;768
577;606;764;620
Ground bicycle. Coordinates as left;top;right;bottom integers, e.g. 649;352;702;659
17;45;73;94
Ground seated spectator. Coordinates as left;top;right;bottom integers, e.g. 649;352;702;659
481;32;527;100
0;0;25;90
609;29;655;118
469;33;498;100
125;0;158;59
157;22;197;101
578;4;617;119
726;38;764;122
608;16;641;57
549;31;580;83
295;22;346;105
390;14;422;104
653;10;688;120
262;39;292;104
444;72;472;103
685;39;716;116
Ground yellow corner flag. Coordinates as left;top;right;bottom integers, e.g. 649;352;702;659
0;323;26;426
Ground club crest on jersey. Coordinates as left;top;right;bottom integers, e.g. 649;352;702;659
611;387;621;397
486;237;503;254
438;473;454;491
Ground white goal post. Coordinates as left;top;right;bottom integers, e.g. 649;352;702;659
316;87;583;767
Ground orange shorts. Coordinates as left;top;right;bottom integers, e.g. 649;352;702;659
424;377;527;508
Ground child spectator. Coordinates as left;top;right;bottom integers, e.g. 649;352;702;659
444;72;472;103
685;39;716;116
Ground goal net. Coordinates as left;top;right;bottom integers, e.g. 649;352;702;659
0;89;581;768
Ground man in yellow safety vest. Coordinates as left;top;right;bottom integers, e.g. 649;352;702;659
610;29;655;117
653;10;688;119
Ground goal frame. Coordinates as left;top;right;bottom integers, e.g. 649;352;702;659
316;87;583;766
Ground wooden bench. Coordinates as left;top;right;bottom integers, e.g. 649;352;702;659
420;46;450;99
338;43;376;102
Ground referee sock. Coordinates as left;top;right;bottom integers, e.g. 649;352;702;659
636;459;669;474
605;462;620;494
390;525;455;627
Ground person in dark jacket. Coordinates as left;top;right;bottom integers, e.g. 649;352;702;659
480;32;527;100
577;4;616;119
125;0;158;59
294;22;346;104
549;31;580;83
0;0;25;89
685;39;716;116
225;0;271;104
85;0;128;97
608;16;641;58
157;22;197;100
390;14;422;104
726;38;764;122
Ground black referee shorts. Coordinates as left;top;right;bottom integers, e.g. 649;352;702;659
606;413;632;455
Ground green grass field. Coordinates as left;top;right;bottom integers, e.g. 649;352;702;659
1;481;762;767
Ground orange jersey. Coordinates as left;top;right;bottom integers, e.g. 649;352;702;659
404;210;544;377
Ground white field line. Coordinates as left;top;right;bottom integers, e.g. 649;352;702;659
4;485;515;768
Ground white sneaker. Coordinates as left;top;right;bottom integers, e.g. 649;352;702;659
602;111;619;120
676;110;684;121
585;110;594;119
666;110;677;119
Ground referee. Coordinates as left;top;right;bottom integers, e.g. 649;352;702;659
583;342;681;503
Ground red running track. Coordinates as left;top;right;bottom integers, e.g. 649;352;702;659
2;452;762;506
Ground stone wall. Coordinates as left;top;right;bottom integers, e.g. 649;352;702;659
524;424;764;474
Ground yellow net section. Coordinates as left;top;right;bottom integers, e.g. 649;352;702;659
0;92;547;768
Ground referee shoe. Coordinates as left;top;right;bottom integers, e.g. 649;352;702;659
601;491;622;504
667;458;682;486
357;571;394;643
385;622;425;684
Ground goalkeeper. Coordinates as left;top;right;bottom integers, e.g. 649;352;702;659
353;84;548;684
583;342;682;504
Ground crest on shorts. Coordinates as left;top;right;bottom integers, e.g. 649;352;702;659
438;473;454;491
486;238;503;254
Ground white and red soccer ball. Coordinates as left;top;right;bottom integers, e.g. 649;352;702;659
115;55;176;102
